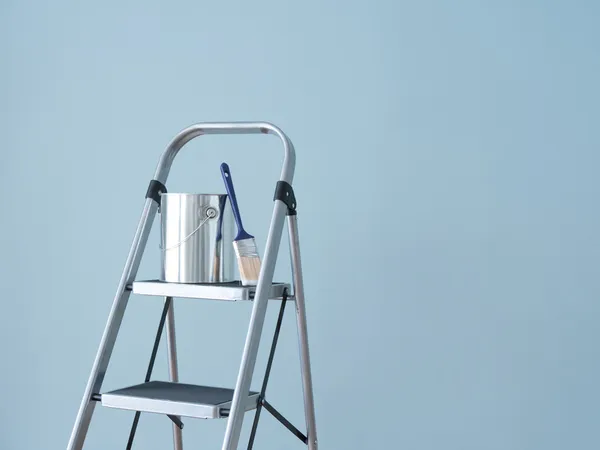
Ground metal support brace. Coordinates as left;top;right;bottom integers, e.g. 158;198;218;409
126;297;182;450
166;299;183;450
262;399;308;444
246;287;310;447
247;290;289;449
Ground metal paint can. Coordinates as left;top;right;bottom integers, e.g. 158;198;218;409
160;193;235;283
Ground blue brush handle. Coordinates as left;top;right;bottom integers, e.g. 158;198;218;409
220;163;254;241
215;194;227;241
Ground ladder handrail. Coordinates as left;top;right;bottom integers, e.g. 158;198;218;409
152;121;296;185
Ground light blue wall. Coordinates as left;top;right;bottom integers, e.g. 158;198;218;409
2;1;599;449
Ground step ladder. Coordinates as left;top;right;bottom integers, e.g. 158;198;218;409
66;122;318;450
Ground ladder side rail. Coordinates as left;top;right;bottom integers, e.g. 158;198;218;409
288;214;319;450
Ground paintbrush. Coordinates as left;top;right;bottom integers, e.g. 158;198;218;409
211;194;228;282
220;162;261;286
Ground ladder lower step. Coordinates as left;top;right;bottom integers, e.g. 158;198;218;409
101;381;259;419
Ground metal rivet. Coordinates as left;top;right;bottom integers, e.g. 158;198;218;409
205;207;218;218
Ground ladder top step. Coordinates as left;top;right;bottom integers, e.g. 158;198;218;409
132;280;291;301
101;381;259;419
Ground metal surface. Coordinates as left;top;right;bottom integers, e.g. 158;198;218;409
67;122;297;450
261;399;308;444
221;199;289;450
288;215;319;450
247;289;288;449
152;122;295;186
67;198;158;450
101;381;260;419
126;297;173;450
168;415;184;429
161;193;235;283
166;300;183;450
133;280;291;302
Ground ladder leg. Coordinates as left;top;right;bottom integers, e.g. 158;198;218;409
247;289;288;449
166;299;183;450
126;297;173;449
222;200;288;450
67;199;158;450
287;214;318;450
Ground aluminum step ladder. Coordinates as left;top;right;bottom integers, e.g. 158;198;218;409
66;122;318;450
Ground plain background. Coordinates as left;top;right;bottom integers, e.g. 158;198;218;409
2;1;600;449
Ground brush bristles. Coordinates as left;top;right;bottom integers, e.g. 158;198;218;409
234;238;261;286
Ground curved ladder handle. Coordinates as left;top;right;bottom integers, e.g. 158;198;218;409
152;121;296;186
